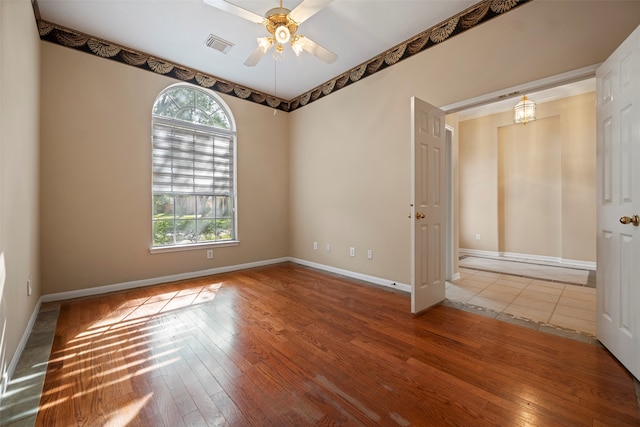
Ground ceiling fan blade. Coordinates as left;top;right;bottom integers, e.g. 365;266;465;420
203;0;264;24
289;0;334;24
296;36;337;64
244;45;270;66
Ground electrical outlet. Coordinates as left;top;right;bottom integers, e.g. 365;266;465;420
475;234;481;240
367;250;373;260
349;247;355;257
206;249;213;259
313;242;318;250
27;276;32;296
326;243;331;252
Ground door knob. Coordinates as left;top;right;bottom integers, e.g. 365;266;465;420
619;215;639;226
416;212;426;219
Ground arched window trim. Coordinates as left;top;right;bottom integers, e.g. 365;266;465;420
150;83;239;253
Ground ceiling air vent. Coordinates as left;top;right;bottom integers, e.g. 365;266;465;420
205;34;235;54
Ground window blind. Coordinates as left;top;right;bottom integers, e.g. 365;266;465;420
152;120;234;196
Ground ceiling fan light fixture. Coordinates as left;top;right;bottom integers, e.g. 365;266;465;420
272;44;285;61
275;25;291;44
291;37;304;56
257;36;274;53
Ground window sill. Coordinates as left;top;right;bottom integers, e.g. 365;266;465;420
149;240;240;254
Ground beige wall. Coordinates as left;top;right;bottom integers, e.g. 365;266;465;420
561;94;598;262
289;2;636;283
289;79;413;282
498;116;563;257
459;92;596;262
458;115;499;252
0;0;40;389
40;43;290;294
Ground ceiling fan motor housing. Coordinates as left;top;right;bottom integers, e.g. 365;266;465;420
265;7;299;42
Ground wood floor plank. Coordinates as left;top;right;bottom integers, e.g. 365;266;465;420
209;390;250;426
34;262;640;426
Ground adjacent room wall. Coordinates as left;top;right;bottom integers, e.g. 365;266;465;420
288;2;636;284
458;115;499;253
40;42;290;295
498;116;563;258
560;93;598;262
459;92;596;263
0;0;41;391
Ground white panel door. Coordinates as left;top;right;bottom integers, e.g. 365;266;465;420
410;97;446;314
596;24;640;380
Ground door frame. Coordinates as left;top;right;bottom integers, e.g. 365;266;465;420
445;125;458;281
441;65;599;116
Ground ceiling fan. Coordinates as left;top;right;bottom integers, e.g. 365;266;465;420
204;0;337;66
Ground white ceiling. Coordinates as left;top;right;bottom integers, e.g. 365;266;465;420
37;0;479;99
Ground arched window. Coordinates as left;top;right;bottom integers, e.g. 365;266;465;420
151;84;237;249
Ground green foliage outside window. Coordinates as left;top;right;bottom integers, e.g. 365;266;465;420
153;86;230;129
152;195;234;246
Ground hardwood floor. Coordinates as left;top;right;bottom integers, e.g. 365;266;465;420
35;262;639;426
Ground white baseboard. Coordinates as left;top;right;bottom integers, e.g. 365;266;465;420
3;299;42;398
41;257;411;304
42;256;411;303
459;248;501;258
41;257;290;303
459;249;596;270
553;258;597;270
289;258;411;293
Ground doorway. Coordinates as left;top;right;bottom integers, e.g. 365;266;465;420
443;72;598;336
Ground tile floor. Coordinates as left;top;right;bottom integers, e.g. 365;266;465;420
448;256;596;336
0;303;60;427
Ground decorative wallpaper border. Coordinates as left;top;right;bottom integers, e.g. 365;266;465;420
35;0;530;112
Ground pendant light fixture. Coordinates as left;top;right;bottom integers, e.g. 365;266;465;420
514;95;536;124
